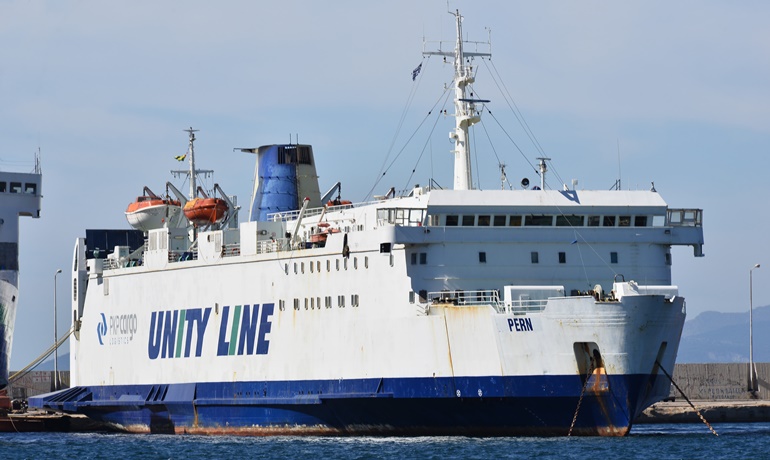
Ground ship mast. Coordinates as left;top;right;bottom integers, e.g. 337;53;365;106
185;127;199;200
424;10;491;190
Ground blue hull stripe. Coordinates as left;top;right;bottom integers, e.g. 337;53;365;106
30;373;663;436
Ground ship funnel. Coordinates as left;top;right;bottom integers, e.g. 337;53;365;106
246;144;322;221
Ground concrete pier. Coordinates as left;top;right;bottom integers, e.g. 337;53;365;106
637;399;770;424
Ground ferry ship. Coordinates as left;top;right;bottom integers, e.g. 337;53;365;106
0;156;42;410
31;11;704;435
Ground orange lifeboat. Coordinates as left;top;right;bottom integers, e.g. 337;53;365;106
125;187;182;231
326;199;353;208
183;197;228;226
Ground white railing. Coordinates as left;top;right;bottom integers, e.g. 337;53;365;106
426;289;551;314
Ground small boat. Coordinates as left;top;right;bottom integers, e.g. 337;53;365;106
125;187;182;231
183;197;228;226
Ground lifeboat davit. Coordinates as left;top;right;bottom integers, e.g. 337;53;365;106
125;187;182;232
183;197;228;226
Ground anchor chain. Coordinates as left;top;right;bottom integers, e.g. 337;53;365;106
568;361;595;436
656;360;718;437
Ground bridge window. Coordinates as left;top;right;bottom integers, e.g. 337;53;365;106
556;215;583;227
493;215;507;226
9;182;21;193
634;216;648;227
0;182;5;192
619;216;631;227
525;215;553;226
462;215;475;226
603;216;616;227
446;215;459;226
587;216;600;227
509;216;522;227
24;183;37;194
478;215;491;226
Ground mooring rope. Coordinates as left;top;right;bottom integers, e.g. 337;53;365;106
656;360;718;437
568;361;595;436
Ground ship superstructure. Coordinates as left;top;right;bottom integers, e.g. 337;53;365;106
32;11;704;435
0;156;42;408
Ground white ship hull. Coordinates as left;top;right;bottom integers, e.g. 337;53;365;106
29;11;703;436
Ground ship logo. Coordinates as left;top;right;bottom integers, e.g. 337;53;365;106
97;313;108;345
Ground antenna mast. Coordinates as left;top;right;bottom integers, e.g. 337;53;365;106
185;127;199;200
423;10;491;190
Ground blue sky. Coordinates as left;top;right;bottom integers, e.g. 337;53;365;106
2;0;769;369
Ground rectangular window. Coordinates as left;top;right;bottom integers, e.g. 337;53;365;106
24;183;37;194
352;294;359;307
380;242;392;253
279;300;285;311
509;216;522;227
293;298;300;310
419;290;427;302
462;215;475;226
419;253;427;265
446;215;459;226
634;216;648;227
493;215;507;226
556;215;584;227
365;256;369;268
558;252;566;264
479;252;487;263
310;262;314;273
0;182;5;193
354;257;358;269
411;253;417;265
531;252;539;264
619;216;631;227
603;216;616;227
338;295;345;308
409;291;415;304
477;215;491;226
326;260;331;272
9;182;21;193
610;252;618;264
336;259;340;271
525;215;553;226
587;216;600;227
304;298;308;310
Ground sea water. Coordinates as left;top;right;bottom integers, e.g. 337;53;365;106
1;423;768;459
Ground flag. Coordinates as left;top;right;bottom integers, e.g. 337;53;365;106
175;154;187;161
412;63;422;81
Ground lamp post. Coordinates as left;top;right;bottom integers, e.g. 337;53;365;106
749;263;760;396
54;268;62;391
